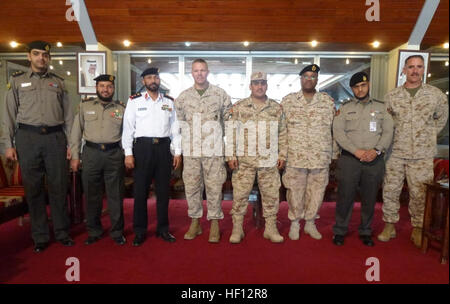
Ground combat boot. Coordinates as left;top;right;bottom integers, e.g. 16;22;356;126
184;218;202;240
288;220;300;240
377;223;396;242
263;216;284;243
410;227;423;248
229;215;245;244
208;219;220;243
304;220;322;240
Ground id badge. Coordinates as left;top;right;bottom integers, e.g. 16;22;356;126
369;121;377;132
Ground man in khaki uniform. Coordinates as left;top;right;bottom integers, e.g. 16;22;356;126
378;55;448;247
70;74;126;246
281;64;335;241
332;72;393;247
226;72;287;243
2;41;74;252
175;59;232;243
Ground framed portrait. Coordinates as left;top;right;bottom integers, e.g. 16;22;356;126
396;50;430;87
77;51;106;94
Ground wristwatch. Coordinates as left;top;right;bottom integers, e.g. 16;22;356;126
375;149;382;156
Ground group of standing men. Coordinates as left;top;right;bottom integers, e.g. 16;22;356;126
2;41;448;253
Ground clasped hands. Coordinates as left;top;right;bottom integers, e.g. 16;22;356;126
354;149;378;162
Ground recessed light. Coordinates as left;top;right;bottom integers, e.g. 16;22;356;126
427;73;431;78
59;60;63;65
10;41;18;48
294;58;298;65
123;40;131;47
185;42;191;47
66;71;71;76
147;58;152;64
310;40;318;47
372;41;380;48
445;61;449;66
57;42;63;47
444;42;449;49
346;58;350;64
243;41;249;47
49;65;54;70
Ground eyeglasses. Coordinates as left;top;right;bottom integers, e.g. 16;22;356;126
301;75;317;80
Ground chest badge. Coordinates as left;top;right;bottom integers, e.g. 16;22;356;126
161;104;173;112
111;109;123;119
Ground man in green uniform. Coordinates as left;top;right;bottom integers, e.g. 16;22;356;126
70;74;126;245
2;41;74;252
332;72;393;246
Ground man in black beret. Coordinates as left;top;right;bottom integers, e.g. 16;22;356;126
331;72;393;246
3;40;74;252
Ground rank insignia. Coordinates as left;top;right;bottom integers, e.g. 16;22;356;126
49;83;58;88
363;76;367;81
161;104;172;111
312;65;316;71
111;109;123;119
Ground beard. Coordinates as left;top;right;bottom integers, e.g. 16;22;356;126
355;92;369;101
97;91;113;102
146;82;160;92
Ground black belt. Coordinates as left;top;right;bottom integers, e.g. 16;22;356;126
85;141;121;151
341;149;383;161
18;123;63;135
135;137;170;145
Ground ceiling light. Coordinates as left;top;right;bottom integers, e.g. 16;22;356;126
57;42;63;47
59;60;63;65
346;58;350;64
243;41;249;47
123;40;131;47
147;59;152;64
10;41;18;48
310;40;318;47
185;42;191;47
294;58;298;65
444;42;449;49
49;65;54;70
427;73;431;78
66;71;71;76
372;41;380;48
445;61;449;67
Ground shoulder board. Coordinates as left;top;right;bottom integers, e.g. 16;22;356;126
340;99;352;106
163;94;174;101
12;71;25;77
129;92;142;100
115;100;126;107
321;92;335;102
372;99;384;104
49;72;64;81
82;97;95;103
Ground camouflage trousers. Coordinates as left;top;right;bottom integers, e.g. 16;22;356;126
230;163;281;218
382;156;434;228
282;167;329;222
183;156;227;220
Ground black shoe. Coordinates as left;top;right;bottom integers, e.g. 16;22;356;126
58;237;75;247
332;235;345;246
360;235;375;247
34;242;48;253
84;236;101;245
132;235;146;247
156;231;176;243
113;235;126;245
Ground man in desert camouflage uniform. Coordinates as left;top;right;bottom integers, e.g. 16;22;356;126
175;59;232;243
378;55;448;247
281;64;335;241
225;72;287;243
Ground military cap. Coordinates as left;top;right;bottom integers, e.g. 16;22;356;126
251;71;267;81
141;67;160;77
349;72;369;87
27;40;51;53
299;64;320;75
93;74;115;83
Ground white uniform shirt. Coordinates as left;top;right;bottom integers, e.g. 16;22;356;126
122;91;182;156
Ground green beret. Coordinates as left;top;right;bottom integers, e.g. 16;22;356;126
141;67;160;77
27;41;51;53
349;72;369;87
94;74;115;83
300;64;320;75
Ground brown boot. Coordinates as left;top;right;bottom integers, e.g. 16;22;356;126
184;218;202;240
377;223;396;242
229;215;245;244
263;216;284;243
208;219;220;243
410;227;423;248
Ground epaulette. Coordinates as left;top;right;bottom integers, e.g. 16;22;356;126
49;72;64;81
372;98;384;104
164;94;174;101
129;92;142;100
115;100;126;107
82;96;95;103
321;92;335;103
12;71;25;77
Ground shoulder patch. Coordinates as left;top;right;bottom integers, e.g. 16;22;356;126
164;94;174;101
49;72;64;81
12;71;25;77
129;92;142;100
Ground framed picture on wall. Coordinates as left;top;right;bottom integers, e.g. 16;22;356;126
77;51;106;94
396;50;430;87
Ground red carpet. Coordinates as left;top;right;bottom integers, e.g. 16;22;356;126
0;199;448;284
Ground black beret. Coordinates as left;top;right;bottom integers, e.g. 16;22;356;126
28;40;51;53
93;74;115;83
299;64;320;75
141;67;160;77
349;72;369;87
